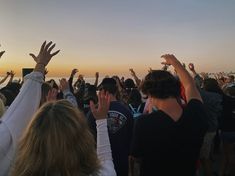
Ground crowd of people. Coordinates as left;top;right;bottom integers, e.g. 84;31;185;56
0;41;235;176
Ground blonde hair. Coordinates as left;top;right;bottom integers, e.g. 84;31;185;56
11;100;100;176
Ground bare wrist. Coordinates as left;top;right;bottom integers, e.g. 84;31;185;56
37;62;46;66
34;63;45;73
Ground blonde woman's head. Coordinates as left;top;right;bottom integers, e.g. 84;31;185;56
11;100;100;176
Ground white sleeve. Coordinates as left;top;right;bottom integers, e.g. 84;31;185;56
62;89;78;107
0;71;43;176
96;119;116;176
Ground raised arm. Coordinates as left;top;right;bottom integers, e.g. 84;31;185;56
188;63;198;76
161;54;202;102
0;72;10;85
68;68;78;93
188;63;203;88
94;72;99;88
90;91;116;176
59;78;78;107
0;44;5;59
6;70;15;85
129;68;141;87
0;41;60;176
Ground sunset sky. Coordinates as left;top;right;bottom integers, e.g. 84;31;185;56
0;0;235;78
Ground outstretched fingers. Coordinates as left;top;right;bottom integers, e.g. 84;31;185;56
29;53;37;61
90;90;110;120
39;41;46;54
161;54;178;66
48;43;56;53
44;41;53;51
51;50;60;57
0;51;5;58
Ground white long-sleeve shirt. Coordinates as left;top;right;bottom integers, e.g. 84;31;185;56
0;71;43;176
96;119;116;176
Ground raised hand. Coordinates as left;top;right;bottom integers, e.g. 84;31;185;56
161;54;202;102
90;90;110;120
10;70;15;77
0;44;5;58
59;78;69;92
29;41;60;66
71;69;78;77
95;72;99;78
0;51;5;58
129;68;135;76
188;63;195;72
46;88;58;102
148;67;153;73
161;54;179;66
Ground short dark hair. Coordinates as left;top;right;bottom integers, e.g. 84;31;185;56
141;70;181;99
98;78;118;95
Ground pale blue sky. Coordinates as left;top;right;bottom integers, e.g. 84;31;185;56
0;0;235;77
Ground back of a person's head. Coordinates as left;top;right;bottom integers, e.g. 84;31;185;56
141;70;181;99
203;78;223;95
127;88;142;106
83;84;98;104
124;78;136;89
11;100;100;176
98;78;117;95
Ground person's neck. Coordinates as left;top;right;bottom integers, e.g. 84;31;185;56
153;97;183;122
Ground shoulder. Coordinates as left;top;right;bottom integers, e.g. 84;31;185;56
110;101;132;116
186;99;204;110
184;99;208;130
135;111;167;128
184;99;208;121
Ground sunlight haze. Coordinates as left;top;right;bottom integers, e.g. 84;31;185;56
1;0;235;77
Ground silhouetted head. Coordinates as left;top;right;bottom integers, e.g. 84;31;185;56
124;78;136;89
141;70;181;99
98;78;118;95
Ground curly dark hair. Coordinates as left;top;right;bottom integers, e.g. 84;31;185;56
141;70;181;99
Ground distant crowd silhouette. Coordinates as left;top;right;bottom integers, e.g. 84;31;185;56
0;42;235;176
